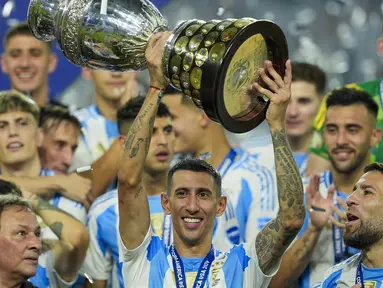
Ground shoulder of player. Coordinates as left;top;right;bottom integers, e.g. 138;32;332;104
229;148;272;175
88;190;118;216
325;253;361;278
73;105;100;122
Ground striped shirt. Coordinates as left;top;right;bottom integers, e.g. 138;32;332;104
319;253;383;288
119;227;279;287
215;148;278;251
71;105;119;174
82;189;168;288
27;169;86;287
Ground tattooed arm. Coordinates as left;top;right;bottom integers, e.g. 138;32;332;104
252;60;305;275
118;32;171;250
29;194;89;282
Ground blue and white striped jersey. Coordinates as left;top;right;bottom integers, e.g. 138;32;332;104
293;152;308;178
214;148;278;252
71;105;119;171
82;189;168;288
298;170;358;288
29;251;76;288
118;227;279;288
40;168;86;224
319;253;383;288
26;169;86;287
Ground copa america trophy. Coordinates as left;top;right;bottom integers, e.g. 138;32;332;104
28;0;288;133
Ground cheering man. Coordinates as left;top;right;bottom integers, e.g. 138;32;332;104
117;32;305;287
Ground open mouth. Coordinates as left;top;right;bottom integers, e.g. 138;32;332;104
7;142;24;151
346;213;359;223
182;217;203;229
17;72;35;81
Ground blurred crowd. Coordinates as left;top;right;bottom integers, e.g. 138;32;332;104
0;18;382;288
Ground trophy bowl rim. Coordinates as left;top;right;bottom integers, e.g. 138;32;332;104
27;0;57;42
212;19;289;133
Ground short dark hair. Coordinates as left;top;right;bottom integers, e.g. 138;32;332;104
291;62;326;94
0;180;22;197
117;97;171;135
0;195;32;228
40;106;81;134
3;21;52;51
166;158;222;198
326;88;379;118
364;162;383;174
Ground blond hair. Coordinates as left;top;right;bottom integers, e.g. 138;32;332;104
0;90;40;123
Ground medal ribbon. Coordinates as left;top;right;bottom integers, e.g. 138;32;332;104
170;244;214;288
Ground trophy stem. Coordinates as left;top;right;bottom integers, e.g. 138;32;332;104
100;0;108;15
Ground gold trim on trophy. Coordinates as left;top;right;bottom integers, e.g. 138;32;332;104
174;36;189;55
170;55;182;74
180;71;191;89
220;27;238;42
182;52;194;71
171;74;181;89
209;42;226;63
204;31;219;47
189;34;204;52
190;67;202;89
195;48;209;67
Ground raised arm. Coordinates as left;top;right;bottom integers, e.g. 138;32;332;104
83;139;122;199
270;175;335;287
252;60;305;275
118;32;171;250
25;191;89;282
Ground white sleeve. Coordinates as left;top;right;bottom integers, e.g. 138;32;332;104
118;227;156;287
242;241;281;288
81;212;112;280
45;251;78;288
245;167;278;243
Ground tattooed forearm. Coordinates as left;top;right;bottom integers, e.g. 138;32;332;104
272;129;304;218
49;222;63;239
130;138;144;158
255;128;304;274
35;196;73;217
134;186;143;198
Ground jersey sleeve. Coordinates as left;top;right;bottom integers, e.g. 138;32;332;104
319;267;342;288
81;210;113;280
242;241;281;287
45;250;78;288
119;226;166;286
243;166;278;244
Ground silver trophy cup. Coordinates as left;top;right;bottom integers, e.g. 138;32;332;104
28;0;288;133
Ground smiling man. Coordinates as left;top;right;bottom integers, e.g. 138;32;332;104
118;32;304;287
270;87;382;288
0;194;41;288
1;22;59;107
320;162;383;287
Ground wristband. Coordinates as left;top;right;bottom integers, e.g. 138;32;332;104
150;85;165;99
150;85;165;91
